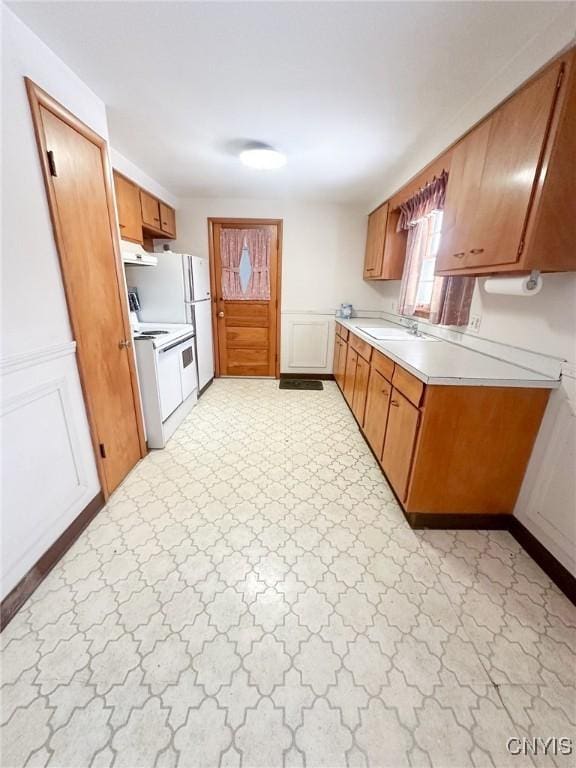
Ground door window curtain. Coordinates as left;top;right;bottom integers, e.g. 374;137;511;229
220;227;271;300
397;171;474;326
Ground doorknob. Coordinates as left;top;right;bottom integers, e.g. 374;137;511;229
218;311;224;318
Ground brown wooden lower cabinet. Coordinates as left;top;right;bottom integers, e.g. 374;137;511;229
380;388;420;502
343;347;357;405
337;338;347;387
333;334;347;389
363;368;391;459
404;385;550;515
352;354;370;425
332;335;341;384
332;325;552;520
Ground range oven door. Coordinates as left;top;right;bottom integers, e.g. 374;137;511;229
156;334;196;421
157;343;183;421
180;339;197;400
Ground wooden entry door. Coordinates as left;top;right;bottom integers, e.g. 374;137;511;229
210;219;281;377
27;80;146;496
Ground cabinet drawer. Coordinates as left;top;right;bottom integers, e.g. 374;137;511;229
392;365;424;407
349;333;372;362
371;349;394;381
335;322;349;341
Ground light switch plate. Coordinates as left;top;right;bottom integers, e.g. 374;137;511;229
468;313;482;334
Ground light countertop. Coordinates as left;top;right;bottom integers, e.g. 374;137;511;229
337;318;560;389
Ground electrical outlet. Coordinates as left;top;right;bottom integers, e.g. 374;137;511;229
468;313;482;334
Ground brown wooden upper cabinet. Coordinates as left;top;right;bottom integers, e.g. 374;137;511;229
113;173;143;243
363;203;388;278
113;170;177;242
159;202;176;238
140;189;162;231
363;203;406;280
436;51;576;275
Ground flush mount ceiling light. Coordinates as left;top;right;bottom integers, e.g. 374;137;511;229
239;144;287;170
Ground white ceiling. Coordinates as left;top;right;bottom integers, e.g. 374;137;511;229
7;1;575;203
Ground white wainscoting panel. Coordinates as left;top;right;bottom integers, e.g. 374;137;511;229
514;374;576;576
1;343;100;598
281;313;335;374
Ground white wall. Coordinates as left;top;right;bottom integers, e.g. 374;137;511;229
173;197;389;374
1;6;104;598
0;9;180;600
368;3;576;211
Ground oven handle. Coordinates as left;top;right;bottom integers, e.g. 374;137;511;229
158;334;196;354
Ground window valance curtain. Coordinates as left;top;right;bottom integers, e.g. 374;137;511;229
397;171;449;232
397;171;475;327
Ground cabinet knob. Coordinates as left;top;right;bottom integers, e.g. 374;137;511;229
470;248;485;254
218;311;225;318
390;399;399;407
453;252;466;259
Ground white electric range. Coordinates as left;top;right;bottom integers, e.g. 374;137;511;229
132;322;198;448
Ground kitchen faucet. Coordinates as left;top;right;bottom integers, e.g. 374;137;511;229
407;320;420;336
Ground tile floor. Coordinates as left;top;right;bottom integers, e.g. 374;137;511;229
1;379;575;768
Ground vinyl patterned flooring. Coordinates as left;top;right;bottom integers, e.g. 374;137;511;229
1;379;575;767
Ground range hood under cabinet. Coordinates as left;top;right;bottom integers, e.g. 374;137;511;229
121;250;158;267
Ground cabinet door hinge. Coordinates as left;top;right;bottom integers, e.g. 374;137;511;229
99;443;107;459
47;150;57;177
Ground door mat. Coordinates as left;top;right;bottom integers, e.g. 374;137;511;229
279;379;324;391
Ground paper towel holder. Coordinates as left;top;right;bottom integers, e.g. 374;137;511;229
526;271;541;291
483;270;543;297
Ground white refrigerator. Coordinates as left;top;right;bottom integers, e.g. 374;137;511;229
125;252;215;391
